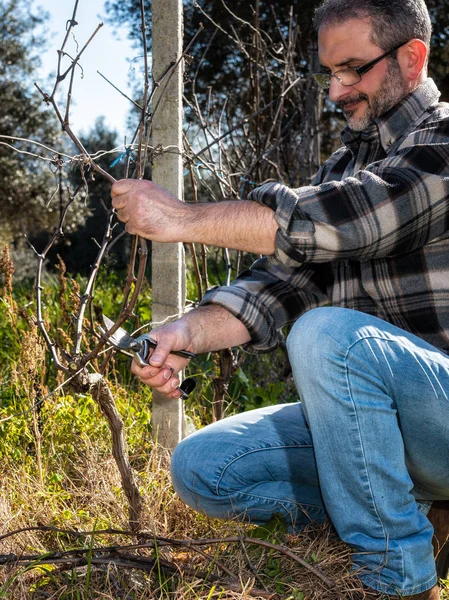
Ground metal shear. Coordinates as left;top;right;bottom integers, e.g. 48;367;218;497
100;315;196;398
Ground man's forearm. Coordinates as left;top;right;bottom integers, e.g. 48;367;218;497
183;200;278;255
111;179;278;254
182;304;252;354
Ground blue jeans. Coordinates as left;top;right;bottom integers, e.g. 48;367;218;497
171;308;449;596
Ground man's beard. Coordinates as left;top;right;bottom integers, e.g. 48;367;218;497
338;60;408;131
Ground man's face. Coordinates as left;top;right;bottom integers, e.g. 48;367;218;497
318;18;409;131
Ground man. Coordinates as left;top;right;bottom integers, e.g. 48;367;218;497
111;0;449;597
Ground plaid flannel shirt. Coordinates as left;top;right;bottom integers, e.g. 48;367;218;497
201;79;449;354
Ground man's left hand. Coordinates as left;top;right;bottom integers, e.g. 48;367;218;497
111;179;189;241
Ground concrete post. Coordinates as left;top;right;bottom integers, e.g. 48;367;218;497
151;0;185;450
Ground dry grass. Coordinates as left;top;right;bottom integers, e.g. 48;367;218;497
0;440;448;600
2;253;446;599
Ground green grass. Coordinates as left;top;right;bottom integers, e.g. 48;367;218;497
1;266;447;599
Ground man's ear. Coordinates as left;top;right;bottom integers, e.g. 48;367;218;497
399;38;428;81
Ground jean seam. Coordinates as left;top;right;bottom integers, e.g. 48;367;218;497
214;444;314;496
230;489;326;512
344;336;405;581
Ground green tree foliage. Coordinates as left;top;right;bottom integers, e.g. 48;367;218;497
0;0;75;246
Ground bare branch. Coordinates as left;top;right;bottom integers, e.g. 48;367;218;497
0;525;338;591
97;70;146;113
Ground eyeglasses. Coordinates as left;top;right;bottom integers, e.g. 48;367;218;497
313;41;408;90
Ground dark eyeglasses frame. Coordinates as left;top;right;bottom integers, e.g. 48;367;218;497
313;40;408;89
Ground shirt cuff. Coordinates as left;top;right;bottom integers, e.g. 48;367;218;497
248;182;316;266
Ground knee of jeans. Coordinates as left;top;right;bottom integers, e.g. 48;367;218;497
287;307;354;372
170;434;215;508
287;307;341;353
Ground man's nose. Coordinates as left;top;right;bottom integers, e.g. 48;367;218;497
328;77;353;103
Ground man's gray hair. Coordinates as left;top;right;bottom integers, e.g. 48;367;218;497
313;0;432;52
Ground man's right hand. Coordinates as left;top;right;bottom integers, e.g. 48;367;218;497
131;305;252;398
131;319;194;399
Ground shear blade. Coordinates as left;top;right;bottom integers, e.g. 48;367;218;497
102;315;142;351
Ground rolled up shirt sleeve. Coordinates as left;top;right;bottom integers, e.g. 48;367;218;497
248;137;449;267
200;258;333;352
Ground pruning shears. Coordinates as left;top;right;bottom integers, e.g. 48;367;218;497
100;315;196;398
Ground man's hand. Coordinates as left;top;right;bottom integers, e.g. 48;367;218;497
111;178;278;255
111;179;190;241
132;319;194;399
132;306;252;398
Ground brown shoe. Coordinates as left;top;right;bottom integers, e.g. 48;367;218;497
427;500;449;579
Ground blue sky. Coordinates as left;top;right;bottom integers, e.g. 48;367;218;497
35;0;137;142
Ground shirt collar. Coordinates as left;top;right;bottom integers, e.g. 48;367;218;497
341;78;441;153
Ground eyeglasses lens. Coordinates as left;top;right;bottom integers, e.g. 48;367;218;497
313;73;331;88
313;68;361;89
